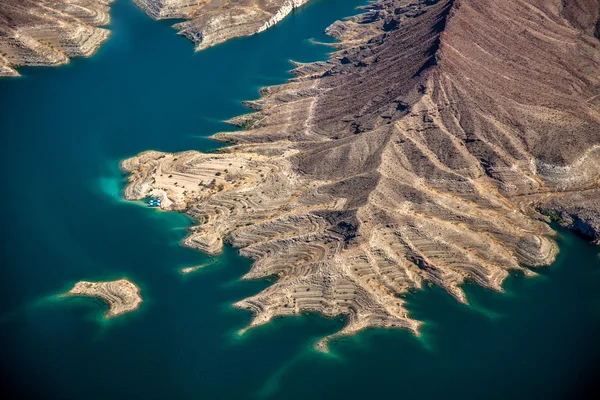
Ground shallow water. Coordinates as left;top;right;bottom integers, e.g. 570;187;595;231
0;1;599;399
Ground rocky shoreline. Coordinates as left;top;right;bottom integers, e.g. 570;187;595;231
64;279;143;317
0;0;113;77
134;0;311;51
1;0;312;76
122;0;600;349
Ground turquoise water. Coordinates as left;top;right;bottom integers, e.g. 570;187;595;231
0;0;599;398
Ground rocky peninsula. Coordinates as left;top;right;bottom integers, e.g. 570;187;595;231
0;0;114;77
123;0;600;349
64;279;142;317
0;0;310;76
134;0;311;51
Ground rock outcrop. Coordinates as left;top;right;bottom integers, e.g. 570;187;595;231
535;189;600;243
133;0;310;50
123;0;600;349
0;0;113;77
64;279;143;317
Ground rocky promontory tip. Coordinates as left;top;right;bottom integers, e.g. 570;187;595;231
64;279;142;318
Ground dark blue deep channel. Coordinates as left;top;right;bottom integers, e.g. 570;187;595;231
0;1;599;399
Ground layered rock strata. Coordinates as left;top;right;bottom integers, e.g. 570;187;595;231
0;0;113;77
64;279;143;317
124;0;600;348
133;0;310;50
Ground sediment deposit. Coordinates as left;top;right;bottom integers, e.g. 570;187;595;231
122;0;598;347
65;279;143;317
133;0;310;50
0;0;114;76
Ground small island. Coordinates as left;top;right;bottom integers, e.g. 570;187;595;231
64;279;142;318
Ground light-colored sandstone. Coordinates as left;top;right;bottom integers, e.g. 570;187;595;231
133;0;310;51
64;278;142;317
0;0;113;76
0;0;312;76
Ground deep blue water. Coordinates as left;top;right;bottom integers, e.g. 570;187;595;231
0;1;599;399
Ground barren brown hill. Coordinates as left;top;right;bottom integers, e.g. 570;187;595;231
0;0;113;76
123;0;600;349
134;0;311;50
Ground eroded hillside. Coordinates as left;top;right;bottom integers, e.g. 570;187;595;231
123;0;600;348
0;0;113;76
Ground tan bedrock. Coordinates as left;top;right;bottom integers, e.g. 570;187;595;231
122;0;600;349
64;279;143;317
0;0;114;77
0;0;311;76
133;0;312;51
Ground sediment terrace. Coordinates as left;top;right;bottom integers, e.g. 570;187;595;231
133;0;311;50
64;279;143;317
123;0;600;348
0;0;114;76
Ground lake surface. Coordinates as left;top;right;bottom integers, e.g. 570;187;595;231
0;1;599;399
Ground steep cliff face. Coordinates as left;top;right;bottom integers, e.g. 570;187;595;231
123;0;600;348
133;0;311;50
0;0;113;76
